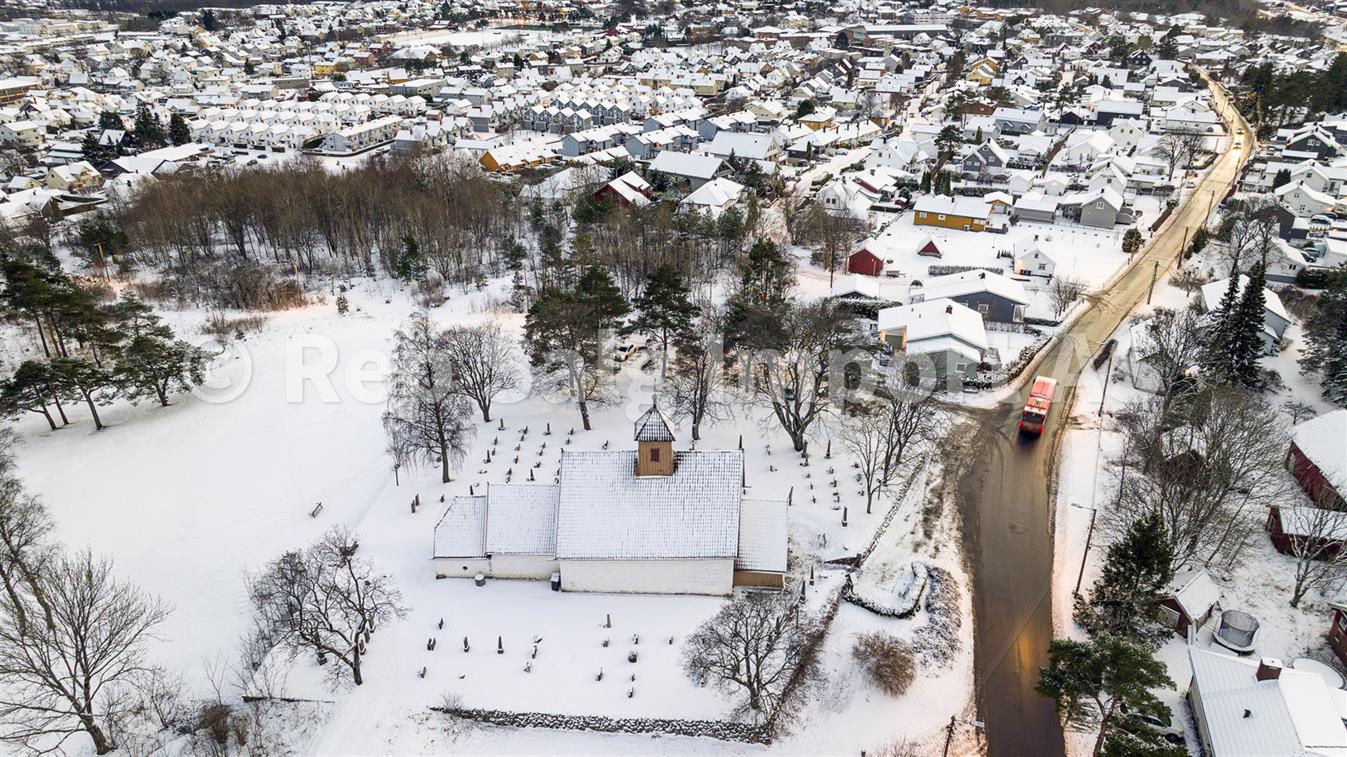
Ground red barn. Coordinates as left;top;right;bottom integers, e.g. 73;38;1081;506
917;237;942;257
1287;409;1347;510
847;248;884;277
1329;604;1347;668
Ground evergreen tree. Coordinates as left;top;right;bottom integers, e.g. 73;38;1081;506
97;111;123;131
168;112;191;145
575;263;630;324
115;333;206;407
1037;637;1184;757
1122;228;1143;257
393;235;426;282
919;170;931;193
1074;511;1174;647
1201;271;1241;383
1300;268;1347;404
1271;168;1292;190
201;8;217;31
80;132;112;165
1229;263;1267;389
0;360;68;430
132;105;166;148
50;357;113;431
629;264;697;379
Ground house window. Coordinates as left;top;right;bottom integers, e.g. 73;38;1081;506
919;212;927;219
649;447;661;463
938;214;946;221
1037;263;1046;270
977;303;990;315
955;363;968;373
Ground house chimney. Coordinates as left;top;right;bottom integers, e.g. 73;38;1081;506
946;304;953;314
1256;658;1284;682
979;271;986;279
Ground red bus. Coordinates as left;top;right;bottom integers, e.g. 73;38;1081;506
1018;376;1058;436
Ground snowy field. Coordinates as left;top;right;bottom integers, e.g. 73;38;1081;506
9;274;974;754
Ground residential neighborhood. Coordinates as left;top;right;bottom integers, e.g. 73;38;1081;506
0;0;1345;755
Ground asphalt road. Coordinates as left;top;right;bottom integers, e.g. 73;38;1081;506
958;73;1252;757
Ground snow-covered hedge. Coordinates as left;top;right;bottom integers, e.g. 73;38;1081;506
842;565;928;619
434;707;771;743
910;566;963;667
926;264;1004;277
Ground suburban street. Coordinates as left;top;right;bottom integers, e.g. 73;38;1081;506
957;73;1253;757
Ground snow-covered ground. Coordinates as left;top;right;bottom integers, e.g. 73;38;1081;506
1049;268;1343;756
9;273;975;754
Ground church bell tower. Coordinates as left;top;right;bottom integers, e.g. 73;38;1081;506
633;402;675;476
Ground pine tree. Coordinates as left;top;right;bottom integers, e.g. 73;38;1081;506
629;264;697;379
1074;511;1174;647
919;170;931;193
1229;264;1267;389
394;235;426;282
168;112;191;146
0;360;68;430
575;263;630;323
115;334;207;407
97;111;123;131
1302;269;1347;404
1121;228;1143;257
1037;637;1183;757
1201;271;1241;383
50;357;113;431
133;105;166;149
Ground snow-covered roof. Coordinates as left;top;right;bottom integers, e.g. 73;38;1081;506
1199;275;1290;323
633;404;675;442
736;498;788;573
1166;569;1220;621
1279;505;1347;540
877;298;988;364
649;150;721;180
1293;410;1347;492
554;449;742;561
433;495;487;558
922;269;1030;306
484;484;560;555
1189;648;1347;757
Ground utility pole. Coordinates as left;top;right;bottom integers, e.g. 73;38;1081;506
1073;505;1099;595
1098;348;1113;415
1146;260;1159;304
942;715;957;757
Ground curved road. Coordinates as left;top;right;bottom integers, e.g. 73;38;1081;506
958;73;1252;757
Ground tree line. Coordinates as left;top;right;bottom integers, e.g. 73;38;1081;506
0;256;206;431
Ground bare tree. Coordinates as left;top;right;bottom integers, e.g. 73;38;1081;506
838;406;891;514
247;526;407;687
441;321;522;422
1155;133;1184;181
1049;276;1087;317
682;591;818;721
1283;499;1347;608
383;312;476;483
0;549;171;755
1134;306;1204;416
1105;387;1290;572
747;301;855;453
0;477;51;637
666;308;732;441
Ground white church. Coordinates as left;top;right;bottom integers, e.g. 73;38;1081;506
431;405;788;595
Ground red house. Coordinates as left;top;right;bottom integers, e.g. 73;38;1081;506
1287;409;1347;510
917;237;942;257
1329;604;1347;667
847;248;884;277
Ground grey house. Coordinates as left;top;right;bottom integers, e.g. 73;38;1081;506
961;140;1009;176
1062;187;1125;228
915;270;1030;323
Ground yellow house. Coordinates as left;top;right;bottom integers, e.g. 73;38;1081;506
479;142;557;173
799;106;836;131
912;194;992;232
312;61;336;77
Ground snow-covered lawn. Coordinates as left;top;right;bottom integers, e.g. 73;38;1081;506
10;275;974;754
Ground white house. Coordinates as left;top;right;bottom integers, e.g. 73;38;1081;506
1011;237;1056;277
877;298;989;380
432;405;787;595
1188;649;1347;757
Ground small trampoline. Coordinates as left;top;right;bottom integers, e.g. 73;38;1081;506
1213;610;1260;655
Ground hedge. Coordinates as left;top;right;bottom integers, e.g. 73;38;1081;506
434;707;771;743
